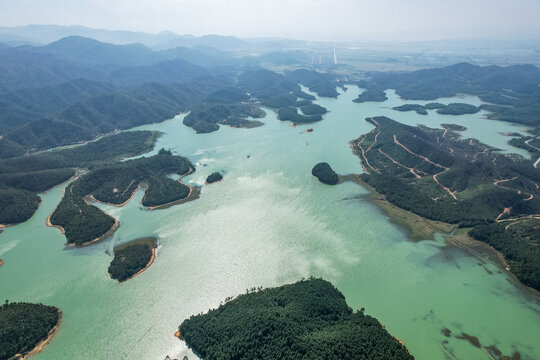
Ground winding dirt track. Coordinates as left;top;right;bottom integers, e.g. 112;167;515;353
366;131;379;153
378;149;421;178
393;135;449;170
354;137;379;173
433;173;458;200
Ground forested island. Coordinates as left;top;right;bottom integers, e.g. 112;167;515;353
392;103;479;116
351;116;540;291
312;162;339;185
437;103;480;115
49;149;194;246
393;104;428;115
178;278;413;360
205;172;223;184
0;301;61;360
108;237;157;282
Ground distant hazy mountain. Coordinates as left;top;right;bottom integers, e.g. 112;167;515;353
0;46;108;93
40;36;159;66
0;24;250;50
0;35;235;93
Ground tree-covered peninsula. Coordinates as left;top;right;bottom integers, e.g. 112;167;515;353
183;103;266;134
441;124;467;131
0;185;40;226
50;151;194;246
278;107;323;124
108;237;157;282
392;103;479;116
179;278;413;360
0;131;159;226
0;301;61;360
312;162;339;185
351;116;540;290
353;89;388;103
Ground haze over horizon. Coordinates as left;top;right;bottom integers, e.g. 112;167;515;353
1;0;539;42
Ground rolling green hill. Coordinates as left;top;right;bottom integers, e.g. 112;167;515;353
351;116;540;290
179;278;413;360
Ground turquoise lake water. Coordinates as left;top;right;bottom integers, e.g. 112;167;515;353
0;86;538;360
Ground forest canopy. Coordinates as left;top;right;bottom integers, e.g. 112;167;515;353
0;301;60;360
179;278;413;360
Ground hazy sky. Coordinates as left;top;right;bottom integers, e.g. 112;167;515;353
1;0;539;41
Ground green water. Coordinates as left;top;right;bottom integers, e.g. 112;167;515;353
1;86;539;360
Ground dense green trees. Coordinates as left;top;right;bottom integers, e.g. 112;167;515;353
183;103;266;133
300;103;327;115
206;172;223;184
108;238;156;282
358;62;540;128
351;116;540;290
278;107;323;124
142;175;190;207
237;68;335;127
469;221;540;290
0;131;159;227
436;103;480;115
0;185;40;225
312;162;339;185
424;102;445;109
0;301;60;360
50;184;116;246
0;169;75;193
0;36;242;155
441;124;466;131
392;103;479;116
0;131;159;175
50;152;193;245
1;79;228;156
179;278;413;360
393;104;428;115
285;69;339;98
353;89;388;103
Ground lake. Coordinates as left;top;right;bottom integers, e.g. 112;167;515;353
1;86;538;360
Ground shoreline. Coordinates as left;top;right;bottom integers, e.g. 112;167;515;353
45;189;66;234
445;230;540;300
147;186;200;210
40;171;80;195
205;178;223;185
345;175;540;300
118;246;157;283
341;174;453;240
147;167;200;210
20;309;62;360
68;218;120;248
